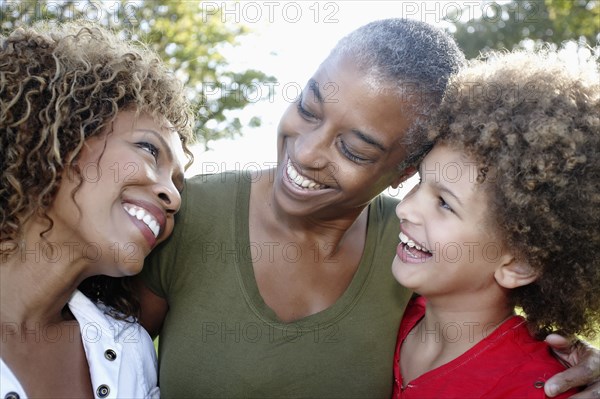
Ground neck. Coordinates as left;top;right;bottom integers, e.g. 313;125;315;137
259;169;370;252
1;230;92;327
419;293;515;349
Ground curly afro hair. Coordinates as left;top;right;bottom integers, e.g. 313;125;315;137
426;49;600;338
1;22;195;318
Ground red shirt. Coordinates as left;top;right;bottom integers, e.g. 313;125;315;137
392;296;576;399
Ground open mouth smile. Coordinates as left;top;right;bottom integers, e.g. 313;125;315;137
286;159;329;190
399;231;433;259
123;204;161;238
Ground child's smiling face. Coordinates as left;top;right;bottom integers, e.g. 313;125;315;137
392;144;517;300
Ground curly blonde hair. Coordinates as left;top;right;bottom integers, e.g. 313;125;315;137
426;49;600;338
1;22;195;318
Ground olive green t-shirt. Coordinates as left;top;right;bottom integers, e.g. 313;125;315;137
142;171;412;398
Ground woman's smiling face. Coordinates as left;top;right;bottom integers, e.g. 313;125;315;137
47;110;186;277
274;55;418;220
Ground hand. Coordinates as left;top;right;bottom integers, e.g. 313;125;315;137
545;334;600;398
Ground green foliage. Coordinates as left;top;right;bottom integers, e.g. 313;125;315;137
1;0;275;149
449;0;600;59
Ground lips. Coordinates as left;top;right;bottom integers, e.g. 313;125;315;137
285;159;329;190
397;230;433;263
399;231;431;253
123;204;160;237
122;199;166;247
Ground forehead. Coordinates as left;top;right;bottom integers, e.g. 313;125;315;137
312;55;416;147
421;145;481;193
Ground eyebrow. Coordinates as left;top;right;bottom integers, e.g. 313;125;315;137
351;129;387;152
307;79;324;103
136;129;185;192
307;79;387;152
437;185;463;208
418;164;464;208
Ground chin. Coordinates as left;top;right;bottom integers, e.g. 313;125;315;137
391;258;417;289
119;261;145;277
391;257;405;284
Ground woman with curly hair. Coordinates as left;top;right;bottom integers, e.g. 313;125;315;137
391;49;600;398
0;22;193;398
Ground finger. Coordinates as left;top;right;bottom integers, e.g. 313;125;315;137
545;365;597;397
568;381;600;399
546;333;576;354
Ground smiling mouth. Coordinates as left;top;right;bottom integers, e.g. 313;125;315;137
123;204;160;238
286;159;328;190
399;231;433;259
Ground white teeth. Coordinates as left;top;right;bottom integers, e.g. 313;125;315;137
403;245;419;259
286;160;326;190
123;204;160;238
288;166;298;179
399;231;431;253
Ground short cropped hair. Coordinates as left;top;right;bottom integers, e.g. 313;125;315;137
329;18;466;169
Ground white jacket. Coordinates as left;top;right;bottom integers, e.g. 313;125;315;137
1;290;159;399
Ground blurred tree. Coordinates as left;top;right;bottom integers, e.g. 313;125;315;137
448;0;600;58
0;0;276;150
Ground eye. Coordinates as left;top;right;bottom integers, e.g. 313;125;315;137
296;98;318;121
137;141;159;161
338;138;370;164
438;196;454;213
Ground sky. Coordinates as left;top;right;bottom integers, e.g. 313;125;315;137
186;1;485;196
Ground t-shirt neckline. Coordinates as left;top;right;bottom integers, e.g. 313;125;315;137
234;175;381;327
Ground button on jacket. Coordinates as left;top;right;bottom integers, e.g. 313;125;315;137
1;290;159;399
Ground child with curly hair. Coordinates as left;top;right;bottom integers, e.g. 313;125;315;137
391;49;600;398
1;22;193;398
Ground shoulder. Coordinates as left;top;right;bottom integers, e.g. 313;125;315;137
481;319;575;398
181;171;251;214
185;171;247;193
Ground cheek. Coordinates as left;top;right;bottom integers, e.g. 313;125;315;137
106;159;148;187
473;240;506;264
277;105;299;135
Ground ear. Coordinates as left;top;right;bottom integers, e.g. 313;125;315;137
494;255;539;289
391;166;417;189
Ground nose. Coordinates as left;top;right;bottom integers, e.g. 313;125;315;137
154;178;182;214
396;184;421;225
293;123;333;169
